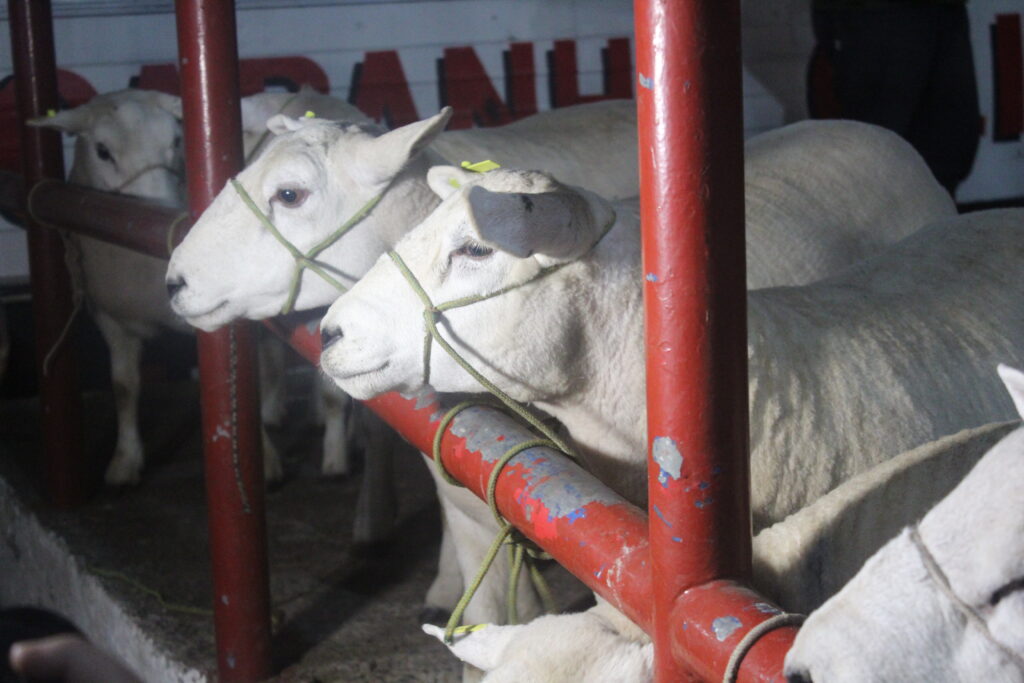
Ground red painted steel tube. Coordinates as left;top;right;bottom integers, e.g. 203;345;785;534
175;1;272;680
8;0;88;506
636;1;797;680
0;171;192;257
26;179;190;258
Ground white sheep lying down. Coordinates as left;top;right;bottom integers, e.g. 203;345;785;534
427;413;1022;681
785;365;1024;683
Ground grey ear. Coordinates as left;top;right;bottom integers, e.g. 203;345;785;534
351;107;453;187
149;91;182;119
465;181;615;260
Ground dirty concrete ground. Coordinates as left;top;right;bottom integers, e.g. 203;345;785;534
0;357;590;682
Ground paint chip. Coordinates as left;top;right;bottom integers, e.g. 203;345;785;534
652;437;683;484
639;73;653;90
645;272;658;282
712;616;742;642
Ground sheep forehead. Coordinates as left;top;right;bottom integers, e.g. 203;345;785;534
255;142;325;189
466;167;564;194
259;120;380;172
92;100;177;149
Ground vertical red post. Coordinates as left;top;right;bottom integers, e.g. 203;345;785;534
635;1;750;680
8;0;88;506
174;2;272;680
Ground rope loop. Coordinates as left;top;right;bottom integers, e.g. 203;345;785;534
722;612;805;683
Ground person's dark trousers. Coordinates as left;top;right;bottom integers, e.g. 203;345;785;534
812;4;981;195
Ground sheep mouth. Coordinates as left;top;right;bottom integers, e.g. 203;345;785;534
323;360;390;382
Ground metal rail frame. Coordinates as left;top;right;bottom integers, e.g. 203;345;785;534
4;1;801;680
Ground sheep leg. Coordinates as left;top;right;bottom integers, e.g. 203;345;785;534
319;379;354;476
95;313;145;486
428;470;544;627
256;333;289;428
421;506;464;624
351;408;399;545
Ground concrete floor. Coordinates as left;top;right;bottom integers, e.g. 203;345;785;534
0;365;592;682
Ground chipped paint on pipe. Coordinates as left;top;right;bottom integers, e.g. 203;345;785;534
267;320;800;674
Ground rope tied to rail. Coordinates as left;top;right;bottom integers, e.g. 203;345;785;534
231;177;382;314
386;200;616;643
26;179;85;377
722;611;805;683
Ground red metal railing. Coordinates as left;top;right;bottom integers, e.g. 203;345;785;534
174;1;272;680
7;0;86;507
2;0;803;680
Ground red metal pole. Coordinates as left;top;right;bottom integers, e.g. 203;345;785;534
175;1;272;680
636;1;796;680
8;0;88;506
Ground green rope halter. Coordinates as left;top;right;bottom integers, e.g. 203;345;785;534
231;178;382;314
386;204;616;643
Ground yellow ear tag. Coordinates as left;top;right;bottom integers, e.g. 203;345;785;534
46;109;57;117
304;110;316;118
460;159;501;173
447;178;462;189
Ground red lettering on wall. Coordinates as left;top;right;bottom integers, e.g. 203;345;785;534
992;13;1023;141
440;46;517;129
0;69;97;172
348;50;419;128
505;42;538;119
549;38;632;108
134;56;330;97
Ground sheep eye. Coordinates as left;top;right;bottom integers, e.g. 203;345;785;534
96;142;113;163
453;242;494;259
273;187;308;207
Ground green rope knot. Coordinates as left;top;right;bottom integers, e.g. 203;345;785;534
386;204;618;644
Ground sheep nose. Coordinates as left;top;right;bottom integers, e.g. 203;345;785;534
321;325;343;351
166;275;186;300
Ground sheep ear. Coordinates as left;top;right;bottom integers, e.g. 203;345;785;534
997;364;1024;421
265;114;309;136
26;107;92;135
421;624;521;672
149;91;182;120
465;181;615;261
426;165;476;199
349;107;452;187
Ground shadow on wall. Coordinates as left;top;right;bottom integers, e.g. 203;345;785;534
741;0;816;124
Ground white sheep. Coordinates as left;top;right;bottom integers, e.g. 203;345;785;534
165;110;953;328
167;101;648;629
27;87;375;484
319;167;1022;526
785;365;1024;683
166;109;955;636
28;89;401;545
